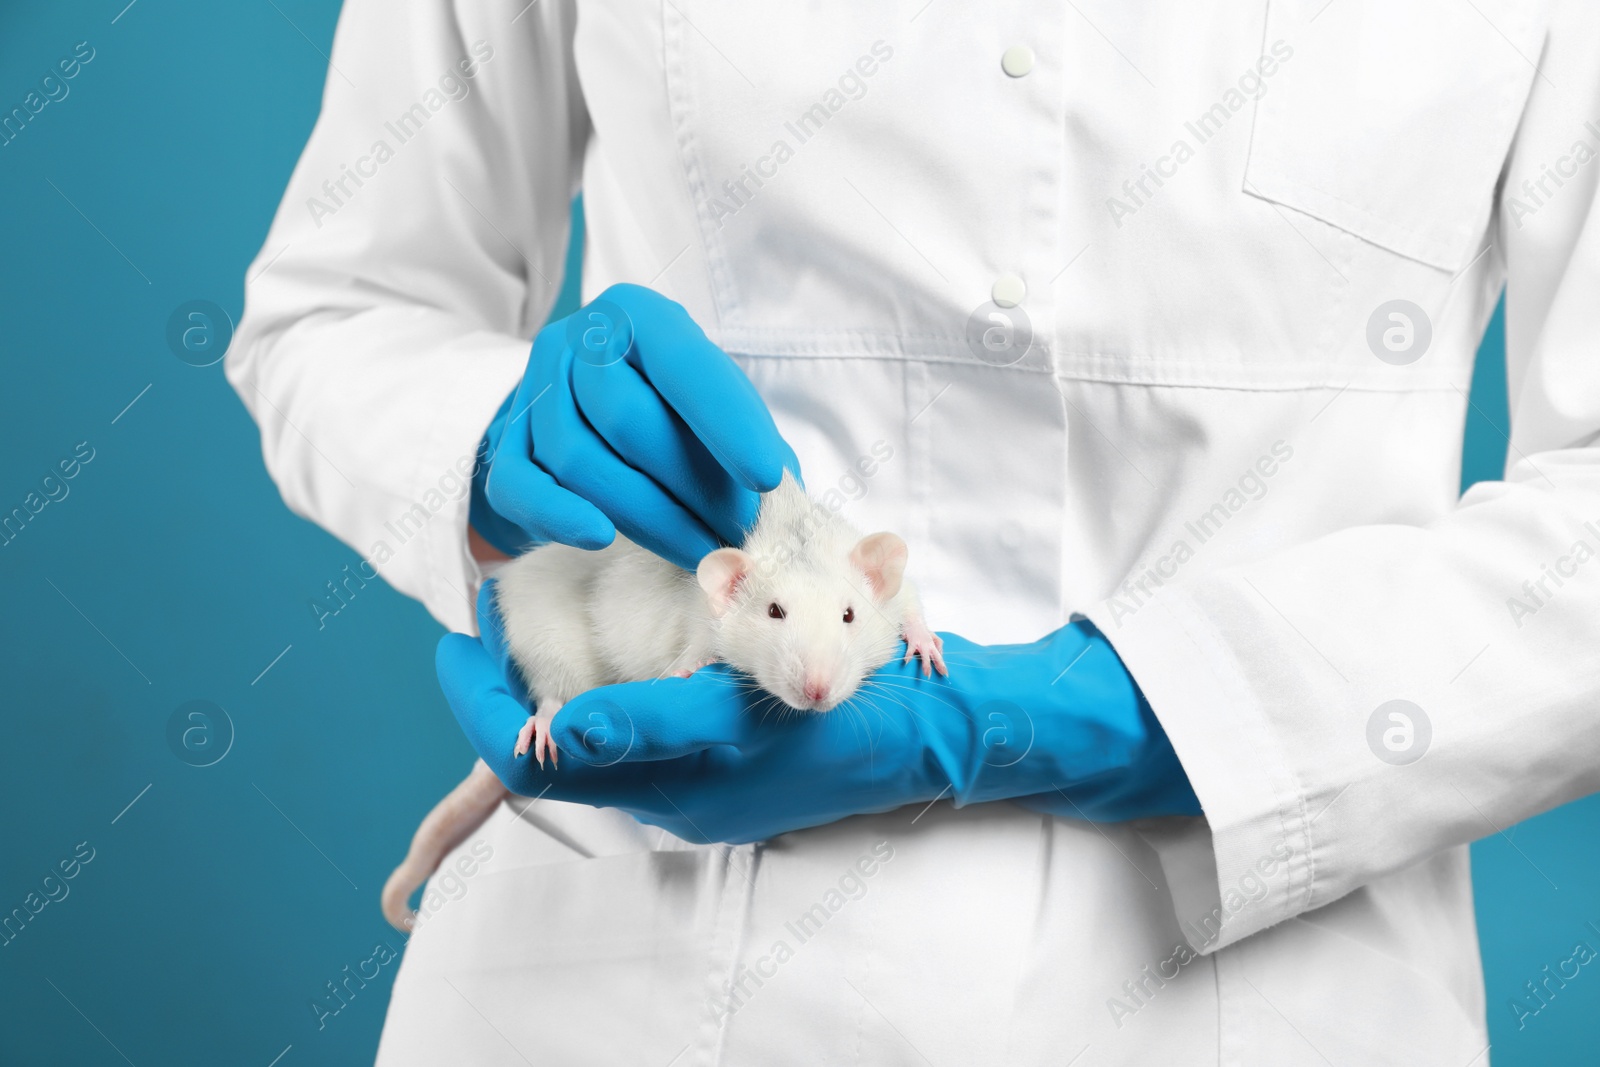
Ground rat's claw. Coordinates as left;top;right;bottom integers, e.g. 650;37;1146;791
514;717;537;759
532;718;557;768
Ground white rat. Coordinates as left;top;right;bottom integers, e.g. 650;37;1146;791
382;474;945;930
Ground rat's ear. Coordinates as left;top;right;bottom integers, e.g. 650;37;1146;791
850;532;907;601
697;548;754;616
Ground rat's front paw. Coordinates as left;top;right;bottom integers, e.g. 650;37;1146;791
901;619;947;678
669;657;717;679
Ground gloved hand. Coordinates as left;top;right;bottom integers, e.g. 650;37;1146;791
469;283;799;567
440;582;1201;845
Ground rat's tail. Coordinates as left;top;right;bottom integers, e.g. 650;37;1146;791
381;759;509;932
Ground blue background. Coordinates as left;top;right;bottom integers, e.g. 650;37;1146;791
0;2;1594;1064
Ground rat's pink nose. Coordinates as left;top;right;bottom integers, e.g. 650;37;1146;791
803;678;831;704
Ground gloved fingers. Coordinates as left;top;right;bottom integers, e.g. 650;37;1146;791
546;445;724;572
547;665;793;765
572;356;760;545
485;449;616;551
529;376;723;571
602;284;799;493
484;335;617;550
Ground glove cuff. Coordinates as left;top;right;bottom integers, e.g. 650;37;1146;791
949;620;1202;821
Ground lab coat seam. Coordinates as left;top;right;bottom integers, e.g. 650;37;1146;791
660;0;741;336
711;338;1466;391
1240;0;1272;236
1047;371;1461;396
999;814;1055;1064
1036;32;1070;633
1053;366;1074;628
712;330;1052;364
706;842;761;1067
1201;932;1224;1067
908;359;933;579
715;345;1466;393
850;889;870;1067
1042;352;1454;389
1056;374;1459;395
732;350;1055;373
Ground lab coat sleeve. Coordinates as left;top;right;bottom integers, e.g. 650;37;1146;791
1088;20;1600;952
227;0;585;633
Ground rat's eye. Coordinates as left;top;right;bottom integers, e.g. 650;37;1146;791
843;607;855;623
767;602;786;620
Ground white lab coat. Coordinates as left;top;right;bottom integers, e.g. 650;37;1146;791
229;0;1600;1062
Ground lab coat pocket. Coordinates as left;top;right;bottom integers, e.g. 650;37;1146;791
1244;0;1545;271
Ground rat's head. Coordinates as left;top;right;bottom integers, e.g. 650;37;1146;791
697;528;908;713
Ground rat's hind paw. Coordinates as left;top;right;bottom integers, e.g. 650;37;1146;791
514;714;559;768
901;619;947;678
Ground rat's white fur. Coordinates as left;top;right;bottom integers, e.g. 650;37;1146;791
497;472;924;715
381;474;942;930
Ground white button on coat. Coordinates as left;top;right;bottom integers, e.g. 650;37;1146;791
1001;45;1035;77
991;273;1026;308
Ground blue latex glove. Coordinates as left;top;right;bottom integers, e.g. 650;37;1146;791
440;582;1200;844
470;283;799;566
